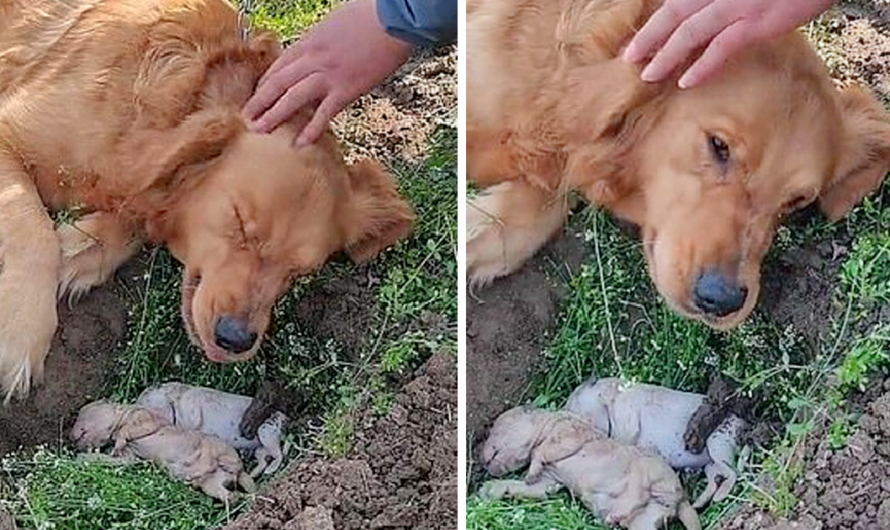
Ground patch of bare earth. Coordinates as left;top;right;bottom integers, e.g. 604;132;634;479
333;46;456;163
224;352;457;530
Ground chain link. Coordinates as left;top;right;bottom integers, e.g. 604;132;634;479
239;0;255;41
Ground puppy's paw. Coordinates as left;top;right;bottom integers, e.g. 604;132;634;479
477;480;509;501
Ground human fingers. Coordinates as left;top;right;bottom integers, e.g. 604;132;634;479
639;0;736;83
294;94;343;147
624;0;712;63
251;74;327;133
678;19;754;88
243;55;314;122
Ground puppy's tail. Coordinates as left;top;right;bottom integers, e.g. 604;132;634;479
677;500;701;530
238;471;257;494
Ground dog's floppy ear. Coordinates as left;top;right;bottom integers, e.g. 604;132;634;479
526;416;590;483
819;85;890;221
111;409;164;455
343;160;415;262
121;109;244;240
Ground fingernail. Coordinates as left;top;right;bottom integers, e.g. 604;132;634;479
622;42;637;62
250;119;269;133
678;72;695;89
294;136;309;148
640;64;659;83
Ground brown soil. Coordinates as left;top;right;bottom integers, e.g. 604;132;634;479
223;352;457;530
294;268;380;362
759;214;853;348
333;46;456;164
0;261;132;456
722;376;890;530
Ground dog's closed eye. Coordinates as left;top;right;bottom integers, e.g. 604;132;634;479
781;194;813;213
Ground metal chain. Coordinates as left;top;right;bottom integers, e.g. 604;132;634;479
239;0;255;41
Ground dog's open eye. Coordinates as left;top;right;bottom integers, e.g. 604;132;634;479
708;135;730;165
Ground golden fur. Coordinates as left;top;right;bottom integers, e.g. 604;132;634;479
0;0;414;400
466;0;890;328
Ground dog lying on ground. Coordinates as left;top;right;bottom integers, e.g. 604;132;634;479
0;0;414;401
136;382;286;477
71;400;256;503
565;378;745;508
479;406;700;530
466;0;890;329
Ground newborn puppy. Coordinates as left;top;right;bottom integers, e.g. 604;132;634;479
70;401;255;503
136;382;287;477
565;378;744;508
479;406;700;530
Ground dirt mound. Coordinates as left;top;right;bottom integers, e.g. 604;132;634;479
0;268;130;456
722;377;890;530
224;352;457;530
294;270;380;362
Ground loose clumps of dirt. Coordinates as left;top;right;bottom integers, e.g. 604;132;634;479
224;352;457;530
334;46;456;163
294;270;380;362
722;376;890;530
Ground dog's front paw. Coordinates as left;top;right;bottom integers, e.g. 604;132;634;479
466;184;570;285
0;283;58;401
466;199;515;284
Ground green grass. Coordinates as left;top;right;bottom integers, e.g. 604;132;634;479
1;0;456;520
236;0;339;39
467;185;890;527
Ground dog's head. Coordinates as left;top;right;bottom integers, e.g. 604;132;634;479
70;400;127;450
561;35;890;329
126;113;413;363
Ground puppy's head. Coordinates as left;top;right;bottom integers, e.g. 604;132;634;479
564;35;890;329
480;406;551;476
130;114;414;363
564;377;620;432
70;401;127;450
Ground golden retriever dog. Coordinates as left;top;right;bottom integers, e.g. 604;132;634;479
467;0;890;328
0;0;414;400
480;406;700;530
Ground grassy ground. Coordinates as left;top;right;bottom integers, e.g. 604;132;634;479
0;2;457;529
466;21;890;530
467;184;890;530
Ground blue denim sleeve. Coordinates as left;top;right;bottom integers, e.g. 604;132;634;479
376;0;457;47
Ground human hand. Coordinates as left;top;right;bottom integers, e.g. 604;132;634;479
623;0;837;88
243;0;413;146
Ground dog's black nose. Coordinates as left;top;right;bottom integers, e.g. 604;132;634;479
214;316;257;353
693;271;747;317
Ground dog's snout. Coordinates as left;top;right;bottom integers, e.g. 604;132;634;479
214;316;257;353
693;271;747;317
